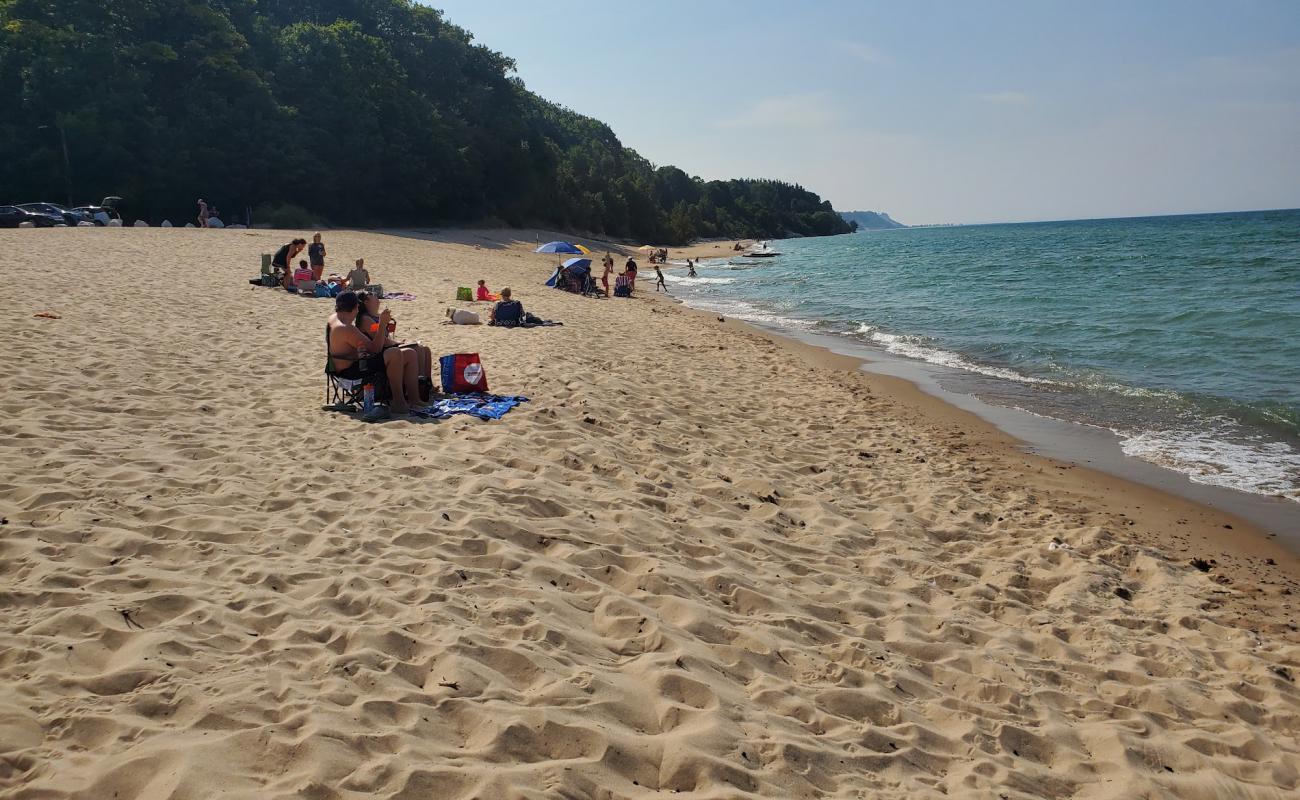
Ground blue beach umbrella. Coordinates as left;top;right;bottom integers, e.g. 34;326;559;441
561;257;592;274
535;241;583;254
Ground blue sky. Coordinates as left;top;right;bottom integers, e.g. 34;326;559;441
427;1;1300;224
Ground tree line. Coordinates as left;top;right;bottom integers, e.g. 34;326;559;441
0;0;857;243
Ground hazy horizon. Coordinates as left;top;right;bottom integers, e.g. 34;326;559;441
429;0;1300;226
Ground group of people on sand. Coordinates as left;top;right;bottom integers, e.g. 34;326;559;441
595;252;659;297
326;290;432;415
270;233;370;293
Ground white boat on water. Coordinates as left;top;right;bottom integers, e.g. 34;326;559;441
743;240;781;258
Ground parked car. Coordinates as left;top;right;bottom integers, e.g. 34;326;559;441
72;205;122;225
16;202;76;226
0;205;57;227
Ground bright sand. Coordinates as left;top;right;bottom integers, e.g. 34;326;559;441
1;228;1297;799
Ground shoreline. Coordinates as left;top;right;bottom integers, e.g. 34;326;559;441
652;257;1300;550
650;291;1299;581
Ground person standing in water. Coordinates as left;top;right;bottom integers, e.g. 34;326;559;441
687;259;697;278
654;264;668;293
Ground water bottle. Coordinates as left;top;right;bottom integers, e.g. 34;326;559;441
362;382;375;414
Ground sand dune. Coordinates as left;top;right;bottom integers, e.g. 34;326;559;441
1;227;1297;799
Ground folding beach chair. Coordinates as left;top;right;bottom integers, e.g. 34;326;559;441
323;325;389;412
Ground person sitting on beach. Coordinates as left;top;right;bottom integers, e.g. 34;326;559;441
614;272;633;298
475;279;499;302
654;264;668;293
347;258;370;290
308;233;327;281
273;238;307;289
329;291;422;414
489;287;524;327
356;289;433;394
293;259;314;286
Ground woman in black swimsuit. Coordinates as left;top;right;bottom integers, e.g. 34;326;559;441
356;290;433;397
273;238;307;289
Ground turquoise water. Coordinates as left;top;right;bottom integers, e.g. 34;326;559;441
671;210;1300;502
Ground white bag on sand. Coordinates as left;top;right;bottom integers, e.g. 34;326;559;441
161;220;173;228
108;219;123;227
77;221;95;227
18;221;34;228
184;222;195;228
446;308;481;325
134;220;149;227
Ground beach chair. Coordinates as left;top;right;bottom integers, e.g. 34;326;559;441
258;255;281;286
323;326;389;412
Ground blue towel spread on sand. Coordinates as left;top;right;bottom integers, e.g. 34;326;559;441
412;394;529;420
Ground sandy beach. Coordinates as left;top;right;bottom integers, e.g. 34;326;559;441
2;227;1297;799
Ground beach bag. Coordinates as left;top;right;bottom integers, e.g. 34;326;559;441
456;287;473;302
440;353;488;394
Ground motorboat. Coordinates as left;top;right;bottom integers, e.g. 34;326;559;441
743;241;781;258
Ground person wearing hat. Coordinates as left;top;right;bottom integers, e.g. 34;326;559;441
326;291;421;414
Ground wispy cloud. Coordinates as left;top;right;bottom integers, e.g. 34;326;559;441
718;92;840;129
967;90;1031;104
835;40;890;65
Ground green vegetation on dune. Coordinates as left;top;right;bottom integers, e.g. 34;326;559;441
0;0;856;243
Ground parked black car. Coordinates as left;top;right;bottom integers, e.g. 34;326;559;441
18;202;83;226
0;205;57;227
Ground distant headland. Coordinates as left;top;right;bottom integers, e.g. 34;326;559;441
840;210;907;230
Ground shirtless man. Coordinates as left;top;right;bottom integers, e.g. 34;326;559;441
327;291;421;414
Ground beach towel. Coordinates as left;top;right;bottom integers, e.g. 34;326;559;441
412;394;529;420
384;292;417;301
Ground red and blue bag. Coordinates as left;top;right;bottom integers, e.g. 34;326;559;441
439;353;488;394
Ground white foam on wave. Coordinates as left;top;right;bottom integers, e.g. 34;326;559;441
1119;428;1300;501
666;275;735;285
858;326;1058;386
679;296;817;330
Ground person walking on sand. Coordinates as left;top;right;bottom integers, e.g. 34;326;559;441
601;253;614;296
654;264;668;293
308;233;327;281
197;198;209;228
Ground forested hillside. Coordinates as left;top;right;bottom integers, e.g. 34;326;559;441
0;0;855;243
